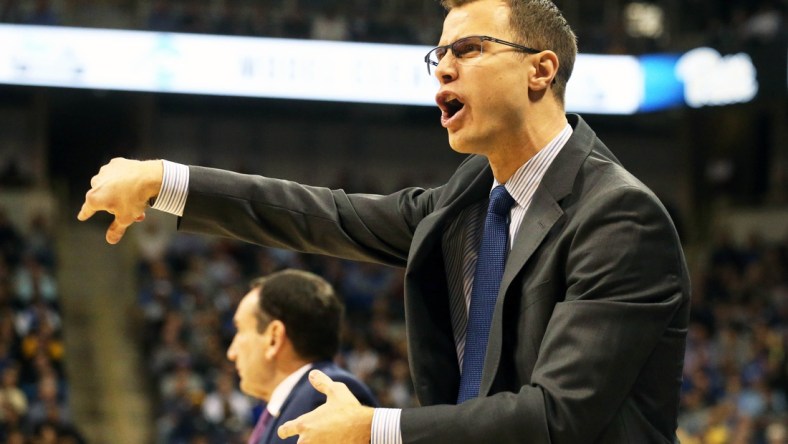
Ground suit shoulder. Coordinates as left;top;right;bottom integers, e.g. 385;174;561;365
318;364;379;407
579;147;660;203
321;364;367;387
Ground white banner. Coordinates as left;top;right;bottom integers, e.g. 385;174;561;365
0;25;761;114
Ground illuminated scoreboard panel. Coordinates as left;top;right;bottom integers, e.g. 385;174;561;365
0;25;762;114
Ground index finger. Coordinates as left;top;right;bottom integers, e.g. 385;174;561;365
106;217;132;244
277;418;300;439
308;370;356;403
77;202;96;221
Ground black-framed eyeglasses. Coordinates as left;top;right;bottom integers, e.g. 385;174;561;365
424;35;543;75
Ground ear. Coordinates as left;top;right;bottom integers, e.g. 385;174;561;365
528;50;559;92
264;320;287;360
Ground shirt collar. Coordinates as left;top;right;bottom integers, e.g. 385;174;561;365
265;363;314;417
493;123;573;207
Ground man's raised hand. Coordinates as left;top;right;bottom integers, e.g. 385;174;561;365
78;158;163;244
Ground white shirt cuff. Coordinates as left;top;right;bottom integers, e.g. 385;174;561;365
150;160;189;217
371;408;403;444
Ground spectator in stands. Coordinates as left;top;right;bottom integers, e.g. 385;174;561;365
214;1;251;36
310;5;350;41
4;428;25;444
25;213;56;270
280;7;310;39
347;6;371;42
201;371;251;441
13;255;58;304
0;309;16;375
150;314;191;379
156;363;207;443
14;298;61;338
0;0;23;24
0;363;27;428
179;0;210;34
740;0;784;43
766;422;787;444
27;373;70;427
33;421;59;444
412;13;442;45
0;157;34;188
0;208;22;268
134;214;172;274
24;0;59;26
227;269;377;444
243;3;276;37
386;359;414;409
340;262;395;321
146;0;179;32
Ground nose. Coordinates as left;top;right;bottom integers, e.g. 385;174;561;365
227;338;237;362
434;54;458;85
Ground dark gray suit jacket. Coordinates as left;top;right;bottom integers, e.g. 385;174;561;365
179;114;690;443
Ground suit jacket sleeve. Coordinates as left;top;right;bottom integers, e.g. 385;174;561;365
401;183;688;443
178;166;441;267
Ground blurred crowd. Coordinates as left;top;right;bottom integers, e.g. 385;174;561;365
573;0;787;55
680;232;788;444
132;208;788;444
0;0;785;54
0;207;84;443
0;0;444;45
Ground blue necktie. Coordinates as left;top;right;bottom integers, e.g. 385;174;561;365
457;185;515;404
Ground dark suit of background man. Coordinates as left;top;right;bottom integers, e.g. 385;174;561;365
228;269;377;444
79;0;691;442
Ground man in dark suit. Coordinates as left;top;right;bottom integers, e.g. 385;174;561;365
228;269;377;444
79;0;690;442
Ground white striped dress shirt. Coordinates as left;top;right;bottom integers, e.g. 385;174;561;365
151;123;573;444
443;123;572;370
150;159;189;216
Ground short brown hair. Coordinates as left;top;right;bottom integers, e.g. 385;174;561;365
250;269;343;362
440;0;577;104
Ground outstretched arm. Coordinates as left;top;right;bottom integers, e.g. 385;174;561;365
78;158;442;266
78;158;163;244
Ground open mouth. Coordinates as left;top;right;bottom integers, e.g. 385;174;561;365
437;93;466;127
444;98;465;118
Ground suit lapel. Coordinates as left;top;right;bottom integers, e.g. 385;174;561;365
407;157;492;271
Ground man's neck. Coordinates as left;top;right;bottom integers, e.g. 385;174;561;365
272;357;311;389
488;114;568;183
266;361;314;415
